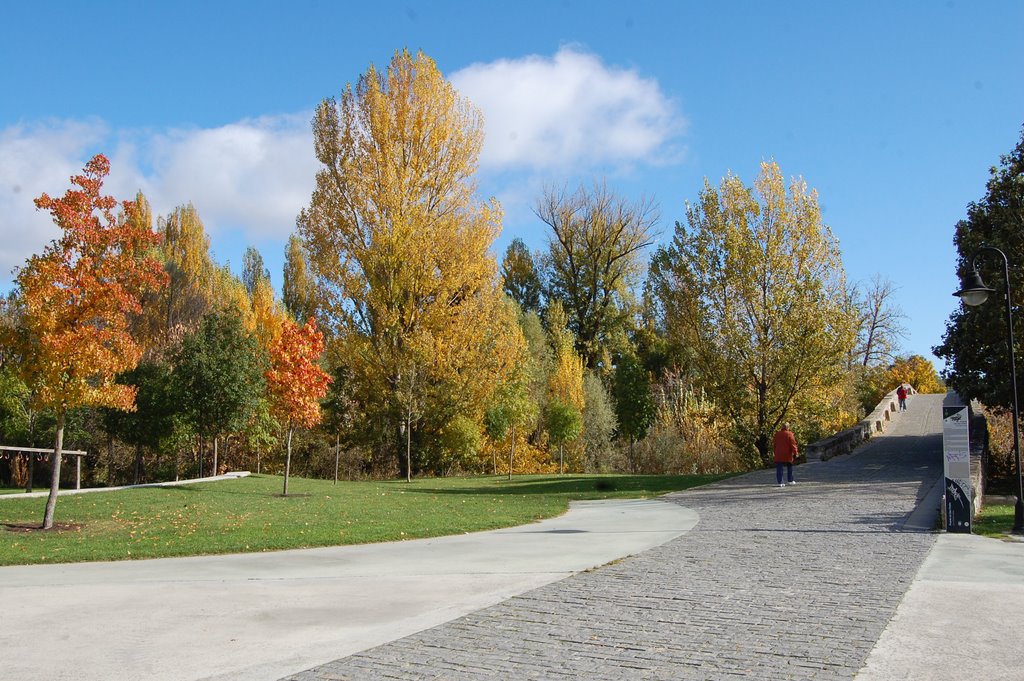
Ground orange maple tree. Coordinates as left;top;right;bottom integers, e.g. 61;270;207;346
266;316;331;495
16;155;167;528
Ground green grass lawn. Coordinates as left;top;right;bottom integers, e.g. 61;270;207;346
0;473;728;566
973;504;1018;538
0;488;30;495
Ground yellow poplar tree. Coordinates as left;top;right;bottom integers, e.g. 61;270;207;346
298;49;516;475
249;275;286;350
649;161;858;467
546;301;585;412
283;234;318;323
888;355;945;394
545;301;585;471
159;205;217;336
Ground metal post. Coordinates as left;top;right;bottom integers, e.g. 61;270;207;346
995;251;1024;533
964;247;1024;533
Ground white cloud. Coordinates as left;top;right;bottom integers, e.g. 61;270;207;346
136;115;316;238
0;49;685;285
0;119;110;279
0;116;317;285
450;46;685;172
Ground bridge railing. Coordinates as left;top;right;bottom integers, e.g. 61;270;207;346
805;386;915;462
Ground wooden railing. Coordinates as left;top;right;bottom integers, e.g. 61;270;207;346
0;445;90;492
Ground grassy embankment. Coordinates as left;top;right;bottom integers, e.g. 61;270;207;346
0;473;728;566
973;504;1018;538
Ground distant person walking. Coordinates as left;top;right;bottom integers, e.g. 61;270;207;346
773;423;799;487
897;384;908;412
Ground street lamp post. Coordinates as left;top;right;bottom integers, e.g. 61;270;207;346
954;245;1024;534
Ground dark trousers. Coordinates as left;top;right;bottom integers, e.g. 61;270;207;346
776;462;793;484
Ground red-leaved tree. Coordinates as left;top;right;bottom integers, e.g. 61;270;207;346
266;317;331;495
16;155;167;528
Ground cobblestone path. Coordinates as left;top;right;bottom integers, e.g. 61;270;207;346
284;394;944;680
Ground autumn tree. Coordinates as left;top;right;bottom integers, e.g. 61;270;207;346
888;355;945;394
519;310;553;440
153;204;217;340
545;400;582;474
242;246;270;297
935;124;1024;409
536;182;659;370
440;414;481;474
266;317;331;495
283;234;317;323
15;155;166;528
484;368;536;480
501;238;543;314
648;161;858;467
545;301;585;472
123;192;165;353
211;263;256;329
298;49;519;476
546;301;585;412
248;274;285;350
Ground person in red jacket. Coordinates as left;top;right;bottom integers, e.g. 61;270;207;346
773;422;799;487
896;384;908;412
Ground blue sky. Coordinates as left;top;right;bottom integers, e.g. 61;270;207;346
2;0;1023;366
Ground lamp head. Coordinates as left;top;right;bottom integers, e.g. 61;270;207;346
954;268;996;306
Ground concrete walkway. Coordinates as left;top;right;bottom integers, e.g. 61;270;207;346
857;533;1024;680
0;497;697;681
284;393;1024;680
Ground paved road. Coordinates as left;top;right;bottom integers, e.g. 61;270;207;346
286;394;948;680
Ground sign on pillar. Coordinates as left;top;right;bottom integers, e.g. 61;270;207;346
942;392;972;533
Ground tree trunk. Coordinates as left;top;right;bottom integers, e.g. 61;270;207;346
405;415;412;483
134;442;143;485
754;433;770;468
756;381;770;467
213;437;219;476
283;426;293;496
107;434;115;487
508;425;515;482
42;409;65;530
334;433;340;484
559;443;564;475
198;436;203;478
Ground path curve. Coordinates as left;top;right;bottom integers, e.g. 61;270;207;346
0;498;696;681
287;394;947;680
